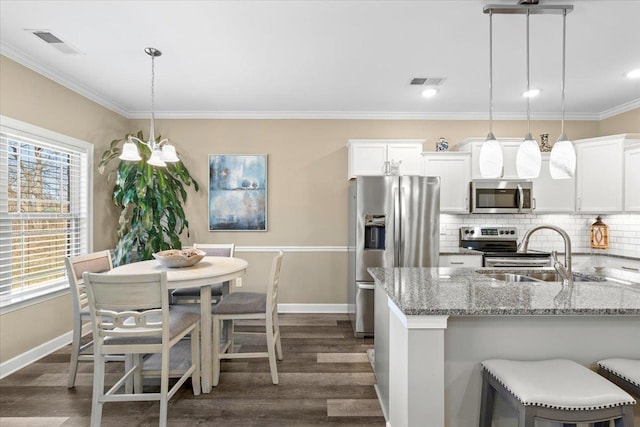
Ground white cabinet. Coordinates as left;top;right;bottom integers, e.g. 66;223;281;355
439;254;482;268
575;135;628;213
457;137;522;180
347;139;424;179
624;144;640;212
532;153;575;212
422;152;471;213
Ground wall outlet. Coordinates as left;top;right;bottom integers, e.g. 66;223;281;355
235;277;243;288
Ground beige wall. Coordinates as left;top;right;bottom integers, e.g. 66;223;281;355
0;56;128;362
1;52;638;364
599;108;640;136
116;117;601;249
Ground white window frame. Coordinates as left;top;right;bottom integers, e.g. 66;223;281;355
0;116;93;313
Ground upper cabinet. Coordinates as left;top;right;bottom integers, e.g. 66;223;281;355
624;142;640;212
422;152;471;213
347;139;424;179
532;153;575;213
574;134;639;213
456;137;523;180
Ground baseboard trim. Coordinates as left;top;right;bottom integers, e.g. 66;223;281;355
1;330;72;379
0;306;347;378
278;303;349;313
0;324;90;380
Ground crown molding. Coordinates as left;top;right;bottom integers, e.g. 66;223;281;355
130;110;600;121
598;97;640;120
0;42;129;118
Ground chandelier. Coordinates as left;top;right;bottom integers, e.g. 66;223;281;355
119;47;179;167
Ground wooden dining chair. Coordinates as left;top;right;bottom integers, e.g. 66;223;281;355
84;271;201;427
64;250;119;388
171;243;235;304
211;250;284;386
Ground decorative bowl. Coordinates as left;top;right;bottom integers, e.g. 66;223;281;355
153;249;206;268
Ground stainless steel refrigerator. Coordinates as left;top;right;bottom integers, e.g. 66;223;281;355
348;176;440;337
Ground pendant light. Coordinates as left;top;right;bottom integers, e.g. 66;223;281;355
119;47;179;167
479;9;504;179
516;10;542;179
549;9;576;179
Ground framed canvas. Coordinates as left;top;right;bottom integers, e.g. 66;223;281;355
208;154;267;231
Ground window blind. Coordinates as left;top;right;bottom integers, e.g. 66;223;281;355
0;118;91;306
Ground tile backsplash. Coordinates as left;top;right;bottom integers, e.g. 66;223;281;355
440;213;640;258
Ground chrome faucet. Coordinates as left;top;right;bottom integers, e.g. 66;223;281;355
520;225;572;285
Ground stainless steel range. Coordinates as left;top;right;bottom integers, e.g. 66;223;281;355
459;226;552;268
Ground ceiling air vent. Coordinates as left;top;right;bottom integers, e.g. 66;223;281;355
410;77;446;86
30;30;80;54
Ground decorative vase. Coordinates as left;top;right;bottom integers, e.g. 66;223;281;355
539;133;552;152
436;137;449;152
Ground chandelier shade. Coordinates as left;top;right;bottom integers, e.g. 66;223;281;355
120;141;142;161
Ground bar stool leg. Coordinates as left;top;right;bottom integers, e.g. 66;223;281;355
520;406;534;427
479;370;495;427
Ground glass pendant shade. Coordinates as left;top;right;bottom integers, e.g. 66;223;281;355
161;144;179;162
549;135;576;179
147;148;167;167
479;133;503;178
516;138;542;179
119;141;142;161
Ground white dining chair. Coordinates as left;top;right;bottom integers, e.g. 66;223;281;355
171;243;235;304
84;271;201;427
211;250;283;386
64;250;120;388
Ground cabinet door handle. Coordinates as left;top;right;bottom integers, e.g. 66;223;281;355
533;198;537;210
450;261;465;265
577;197;582;211
621;266;640;272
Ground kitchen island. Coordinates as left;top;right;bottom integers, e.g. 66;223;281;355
369;267;640;427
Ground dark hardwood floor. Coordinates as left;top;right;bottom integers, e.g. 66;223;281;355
0;314;385;426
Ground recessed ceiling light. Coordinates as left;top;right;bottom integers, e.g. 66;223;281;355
522;88;541;98
627;69;640;79
421;88;439;98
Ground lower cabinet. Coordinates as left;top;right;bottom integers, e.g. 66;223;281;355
439;255;482;268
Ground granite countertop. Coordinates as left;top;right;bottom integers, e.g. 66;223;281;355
368;267;640;316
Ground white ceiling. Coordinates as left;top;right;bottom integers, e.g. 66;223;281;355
1;0;639;120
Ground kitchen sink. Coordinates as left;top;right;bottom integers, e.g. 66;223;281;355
524;272;596;283
481;273;539;282
478;270;606;283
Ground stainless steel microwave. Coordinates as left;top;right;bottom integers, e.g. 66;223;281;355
470;181;533;214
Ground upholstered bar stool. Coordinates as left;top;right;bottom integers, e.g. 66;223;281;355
479;359;636;427
598;359;640;398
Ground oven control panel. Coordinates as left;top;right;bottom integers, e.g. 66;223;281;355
459;226;517;240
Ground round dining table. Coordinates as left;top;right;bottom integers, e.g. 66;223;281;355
109;256;248;393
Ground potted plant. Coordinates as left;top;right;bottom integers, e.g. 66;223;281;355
99;131;199;265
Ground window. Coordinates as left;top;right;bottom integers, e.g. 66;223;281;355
0;116;92;308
